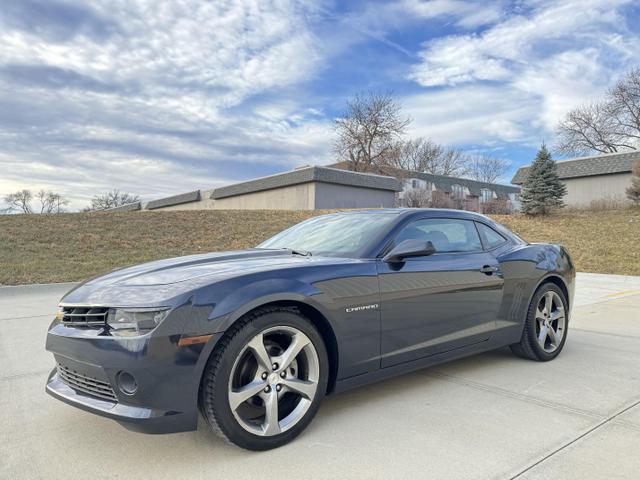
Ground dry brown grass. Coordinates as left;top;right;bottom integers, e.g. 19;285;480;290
0;207;638;285
493;207;640;276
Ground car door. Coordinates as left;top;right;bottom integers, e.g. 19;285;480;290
377;217;504;368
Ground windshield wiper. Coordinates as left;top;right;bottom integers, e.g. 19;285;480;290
287;248;312;257
256;247;312;256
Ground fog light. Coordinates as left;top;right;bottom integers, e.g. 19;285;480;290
117;371;138;395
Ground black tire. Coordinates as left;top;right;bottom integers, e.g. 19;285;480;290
199;306;329;450
510;283;569;361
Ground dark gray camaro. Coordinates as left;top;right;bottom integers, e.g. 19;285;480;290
46;209;575;450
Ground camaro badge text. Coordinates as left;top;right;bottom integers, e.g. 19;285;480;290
345;304;379;313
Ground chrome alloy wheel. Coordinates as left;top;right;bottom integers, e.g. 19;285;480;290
228;326;320;436
535;291;566;353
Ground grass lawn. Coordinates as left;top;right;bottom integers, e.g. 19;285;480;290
0;208;638;285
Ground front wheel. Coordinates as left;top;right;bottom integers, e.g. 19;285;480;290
510;283;569;361
199;307;329;450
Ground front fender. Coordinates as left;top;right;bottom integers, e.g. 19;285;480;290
210;278;332;333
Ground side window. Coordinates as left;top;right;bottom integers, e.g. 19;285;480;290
476;222;507;249
394;218;482;253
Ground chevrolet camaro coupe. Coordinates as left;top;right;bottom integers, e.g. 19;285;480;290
46;209;574;450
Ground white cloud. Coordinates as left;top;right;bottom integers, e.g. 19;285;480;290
0;0;331;209
400;0;506;28
409;0;633;87
403;85;538;145
406;0;639;145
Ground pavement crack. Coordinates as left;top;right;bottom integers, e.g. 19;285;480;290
0;313;52;321
508;398;640;479
570;327;640;340
422;370;604;420
0;369;51;382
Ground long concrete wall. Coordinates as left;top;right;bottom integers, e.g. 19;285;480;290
563;173;633;207
149;189;217;211
314;182;396;209
213;183;315;210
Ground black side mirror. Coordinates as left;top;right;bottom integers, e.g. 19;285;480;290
383;239;436;263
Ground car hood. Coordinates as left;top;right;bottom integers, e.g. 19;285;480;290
85;249;314;287
60;249;325;306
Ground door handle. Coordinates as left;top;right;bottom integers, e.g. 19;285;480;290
480;265;499;275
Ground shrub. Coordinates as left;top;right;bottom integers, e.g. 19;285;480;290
482;199;514;215
627;160;640;204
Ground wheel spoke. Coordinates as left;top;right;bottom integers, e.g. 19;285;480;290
543;292;553;315
263;393;281;435
549;308;564;321
282;378;316;400
538;325;549;347
547;326;560;346
535;307;546;321
247;333;272;371
229;380;266;411
276;333;310;371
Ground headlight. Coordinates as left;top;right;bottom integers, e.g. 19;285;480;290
107;308;170;337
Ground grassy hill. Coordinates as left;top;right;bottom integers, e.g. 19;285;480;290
0;208;638;285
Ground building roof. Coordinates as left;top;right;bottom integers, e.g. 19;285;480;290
511;150;639;185
211;165;401;199
146;190;201;210
107;201;141;212
327;162;520;198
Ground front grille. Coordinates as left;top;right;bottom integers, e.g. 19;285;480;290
61;306;109;326
57;363;117;402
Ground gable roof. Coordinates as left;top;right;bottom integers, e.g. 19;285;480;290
211;165;400;199
511;150;639;185
327;162;520;198
406;171;520;198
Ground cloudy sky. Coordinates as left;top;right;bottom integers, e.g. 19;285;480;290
1;0;639;209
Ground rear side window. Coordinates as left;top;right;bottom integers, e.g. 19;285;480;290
476;222;507;249
394;218;482;253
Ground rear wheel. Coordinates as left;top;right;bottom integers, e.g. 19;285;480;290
199;307;328;450
510;283;568;361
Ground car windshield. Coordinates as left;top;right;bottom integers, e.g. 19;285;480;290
257;212;398;256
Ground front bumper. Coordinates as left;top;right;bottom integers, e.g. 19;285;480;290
45;320;219;434
45;368;191;434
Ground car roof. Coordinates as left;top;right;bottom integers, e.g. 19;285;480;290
327;208;493;222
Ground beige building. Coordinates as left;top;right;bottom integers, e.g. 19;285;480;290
512;151;638;208
110;166;400;212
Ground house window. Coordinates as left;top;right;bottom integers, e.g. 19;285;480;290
451;184;465;199
480;188;494;204
409;178;427;189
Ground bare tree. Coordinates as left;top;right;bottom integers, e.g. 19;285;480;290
387;137;470;177
36;190;69;213
466;155;510;183
609;67;640;146
84;189;140;211
334;91;411;172
556;102;631;154
434;148;470;177
556;68;640;155
402;187;432;208
2;189;69;214
3;190;34;213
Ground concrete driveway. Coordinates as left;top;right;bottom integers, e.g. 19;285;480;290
1;273;639;480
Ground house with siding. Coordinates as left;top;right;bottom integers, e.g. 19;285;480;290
512;151;639;208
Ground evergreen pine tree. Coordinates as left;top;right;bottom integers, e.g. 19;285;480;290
626;160;640;204
520;144;567;215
